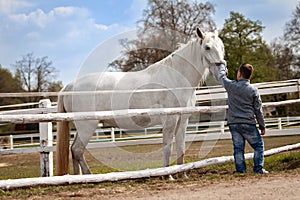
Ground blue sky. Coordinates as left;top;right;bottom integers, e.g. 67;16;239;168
0;0;298;85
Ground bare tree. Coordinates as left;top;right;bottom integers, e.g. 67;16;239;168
271;38;297;80
110;0;216;72
13;53;57;92
283;3;300;77
284;3;300;50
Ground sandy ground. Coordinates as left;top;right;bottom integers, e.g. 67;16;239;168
20;170;299;200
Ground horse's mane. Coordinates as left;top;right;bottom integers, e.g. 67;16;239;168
152;38;209;85
153;39;195;67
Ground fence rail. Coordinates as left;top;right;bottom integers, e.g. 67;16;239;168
0;79;300;178
1;142;300;189
196;79;300;102
1;116;299;151
1;99;300;124
1;79;299;116
0;78;299;99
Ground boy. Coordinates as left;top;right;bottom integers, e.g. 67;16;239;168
216;62;269;174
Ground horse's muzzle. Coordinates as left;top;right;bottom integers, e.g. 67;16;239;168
213;60;226;66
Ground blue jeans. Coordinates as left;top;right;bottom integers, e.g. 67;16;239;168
229;124;264;173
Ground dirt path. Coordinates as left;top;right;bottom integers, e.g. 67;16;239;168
21;170;299;200
115;174;299;200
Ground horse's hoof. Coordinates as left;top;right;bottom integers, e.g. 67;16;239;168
168;175;175;181
181;172;189;179
177;172;189;179
161;175;175;181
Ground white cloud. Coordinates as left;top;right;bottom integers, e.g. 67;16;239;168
8;6;91;28
95;23;109;30
51;6;88;17
0;3;131;84
1;5;113;47
0;0;33;15
9;9;47;27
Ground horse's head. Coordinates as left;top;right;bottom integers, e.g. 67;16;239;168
196;28;225;74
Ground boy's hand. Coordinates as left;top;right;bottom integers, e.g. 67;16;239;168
261;129;266;135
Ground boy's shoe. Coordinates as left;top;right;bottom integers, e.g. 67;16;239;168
256;169;269;174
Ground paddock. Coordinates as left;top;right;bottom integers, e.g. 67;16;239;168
0;79;299;189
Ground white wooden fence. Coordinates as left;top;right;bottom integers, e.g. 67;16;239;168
2;142;300;189
0;79;299;178
2;116;300;150
196;79;300;102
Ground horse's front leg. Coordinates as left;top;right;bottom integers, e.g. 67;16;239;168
163;130;174;168
175;116;189;165
175;115;189;179
162;130;175;181
162;115;180;180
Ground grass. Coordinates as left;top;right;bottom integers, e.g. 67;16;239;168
0;135;300;198
1;150;300;199
1;135;300;178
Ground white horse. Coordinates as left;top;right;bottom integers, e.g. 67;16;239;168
56;28;225;176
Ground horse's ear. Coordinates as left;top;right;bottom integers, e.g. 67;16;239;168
196;28;205;40
214;30;219;37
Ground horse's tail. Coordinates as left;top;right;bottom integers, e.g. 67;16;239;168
56;94;70;176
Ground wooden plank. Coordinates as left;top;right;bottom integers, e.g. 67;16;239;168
258;85;298;96
0;102;39;109
1;143;299;189
0;79;298;98
196;85;299;101
0;99;300;124
0;106;228;124
0;79;298;109
262;99;300;107
0;146;55;155
0;107;57;115
1;128;299;155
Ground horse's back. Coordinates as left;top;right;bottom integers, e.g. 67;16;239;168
61;69;195;128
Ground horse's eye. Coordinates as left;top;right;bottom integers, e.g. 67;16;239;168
205;46;210;50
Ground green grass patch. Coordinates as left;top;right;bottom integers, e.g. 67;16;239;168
265;150;300;171
1;149;300;199
0;135;300;198
1;135;300;179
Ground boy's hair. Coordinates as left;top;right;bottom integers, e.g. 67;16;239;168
239;63;253;79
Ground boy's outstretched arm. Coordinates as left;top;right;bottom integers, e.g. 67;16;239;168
212;62;232;90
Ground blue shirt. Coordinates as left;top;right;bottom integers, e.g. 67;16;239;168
216;64;265;130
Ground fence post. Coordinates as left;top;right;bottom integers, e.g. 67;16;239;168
39;99;53;177
278;118;282;130
120;129;123;138
9;135;13;149
111;127;115;142
220;121;225;134
297;79;300;99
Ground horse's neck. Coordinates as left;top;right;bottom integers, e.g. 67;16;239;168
168;40;207;87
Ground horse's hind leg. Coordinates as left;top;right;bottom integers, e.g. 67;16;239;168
71;133;81;174
71;133;92;174
71;120;98;175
